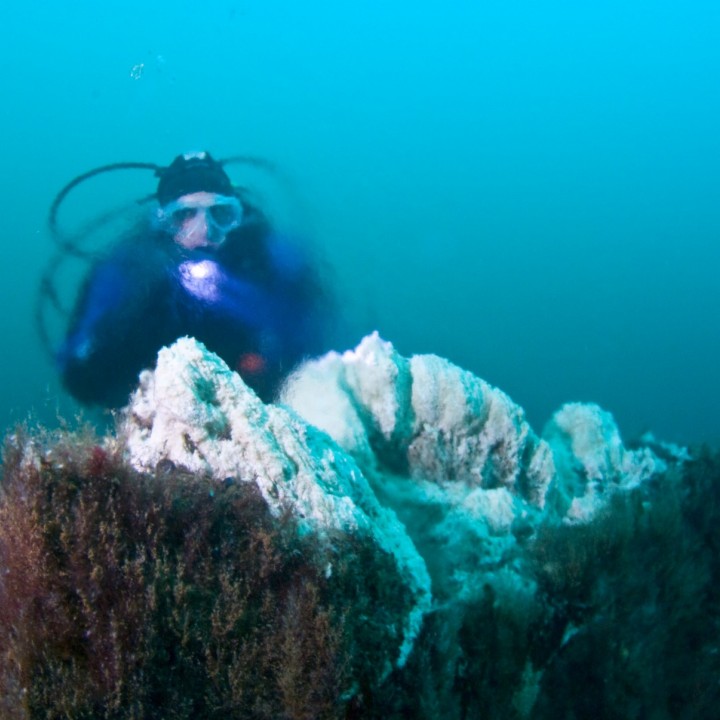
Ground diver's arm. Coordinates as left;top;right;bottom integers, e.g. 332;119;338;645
58;261;132;369
178;237;328;375
182;229;326;333
58;246;173;406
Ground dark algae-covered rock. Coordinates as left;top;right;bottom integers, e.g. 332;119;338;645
0;430;406;719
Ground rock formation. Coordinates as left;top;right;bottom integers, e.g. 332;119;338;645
3;333;715;719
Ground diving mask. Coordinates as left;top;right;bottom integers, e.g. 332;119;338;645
157;194;244;235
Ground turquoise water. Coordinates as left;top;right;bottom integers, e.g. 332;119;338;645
1;0;719;446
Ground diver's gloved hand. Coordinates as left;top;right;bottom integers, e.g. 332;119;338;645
177;259;223;302
176;259;282;330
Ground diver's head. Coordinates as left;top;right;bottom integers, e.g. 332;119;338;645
156;151;234;204
155;151;243;249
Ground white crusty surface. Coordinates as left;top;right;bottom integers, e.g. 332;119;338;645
119;333;668;664
284;333;664;526
120;336;431;669
283;333;667;601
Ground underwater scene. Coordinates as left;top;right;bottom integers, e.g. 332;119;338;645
1;1;720;717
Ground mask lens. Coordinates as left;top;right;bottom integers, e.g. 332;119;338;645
208;200;242;230
169;207;199;228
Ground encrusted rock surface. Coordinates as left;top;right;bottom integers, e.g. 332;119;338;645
119;336;432;670
119;333;667;666
282;333;665;600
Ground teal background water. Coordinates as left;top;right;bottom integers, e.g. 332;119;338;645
1;1;718;446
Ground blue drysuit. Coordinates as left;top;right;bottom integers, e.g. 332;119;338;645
58;212;330;407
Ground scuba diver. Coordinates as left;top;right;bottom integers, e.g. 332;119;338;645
41;151;331;408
